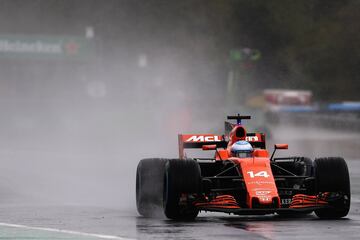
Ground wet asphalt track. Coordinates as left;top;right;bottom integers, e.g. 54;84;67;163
1;126;360;240
0;158;359;240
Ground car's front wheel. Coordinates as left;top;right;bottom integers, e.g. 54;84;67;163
313;157;351;219
163;159;201;220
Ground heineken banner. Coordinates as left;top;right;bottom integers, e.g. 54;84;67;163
0;34;94;60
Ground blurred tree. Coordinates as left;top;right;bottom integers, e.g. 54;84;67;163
0;0;359;102
236;0;360;101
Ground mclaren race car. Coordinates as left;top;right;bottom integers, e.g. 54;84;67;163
136;115;351;220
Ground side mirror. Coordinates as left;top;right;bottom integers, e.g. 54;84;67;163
275;144;288;150
202;144;217;150
271;143;289;160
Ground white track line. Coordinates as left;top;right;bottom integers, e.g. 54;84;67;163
0;222;135;240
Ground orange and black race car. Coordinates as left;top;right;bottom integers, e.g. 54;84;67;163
136;115;351;220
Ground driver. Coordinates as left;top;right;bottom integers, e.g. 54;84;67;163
230;140;253;158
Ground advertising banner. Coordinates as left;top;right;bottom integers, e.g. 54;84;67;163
0;34;94;60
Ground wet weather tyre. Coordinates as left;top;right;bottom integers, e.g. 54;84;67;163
136;158;168;217
164;159;201;220
314;157;351;219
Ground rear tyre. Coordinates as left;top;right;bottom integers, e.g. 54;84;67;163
314;157;351;219
136;158;168;217
164;159;201;220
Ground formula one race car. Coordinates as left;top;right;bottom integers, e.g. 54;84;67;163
136;115;351;220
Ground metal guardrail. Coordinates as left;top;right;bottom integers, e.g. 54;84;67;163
266;111;360;131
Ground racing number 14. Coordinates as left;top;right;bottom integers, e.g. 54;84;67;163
247;171;270;178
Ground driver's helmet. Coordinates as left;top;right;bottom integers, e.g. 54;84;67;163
231;140;253;158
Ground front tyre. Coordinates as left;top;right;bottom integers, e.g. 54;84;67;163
164;159;201;220
314;157;351;219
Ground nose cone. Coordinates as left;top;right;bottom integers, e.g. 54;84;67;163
251;195;280;208
258;195;273;204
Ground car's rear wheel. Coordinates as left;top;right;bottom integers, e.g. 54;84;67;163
136;158;168;217
163;159;201;220
313;157;351;219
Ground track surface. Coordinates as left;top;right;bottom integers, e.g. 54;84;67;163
0;158;359;240
0;126;359;239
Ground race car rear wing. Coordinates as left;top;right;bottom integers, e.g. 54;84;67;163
178;133;266;159
246;133;266;149
178;134;227;159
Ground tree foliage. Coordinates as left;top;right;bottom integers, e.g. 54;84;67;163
0;0;359;101
227;0;360;100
